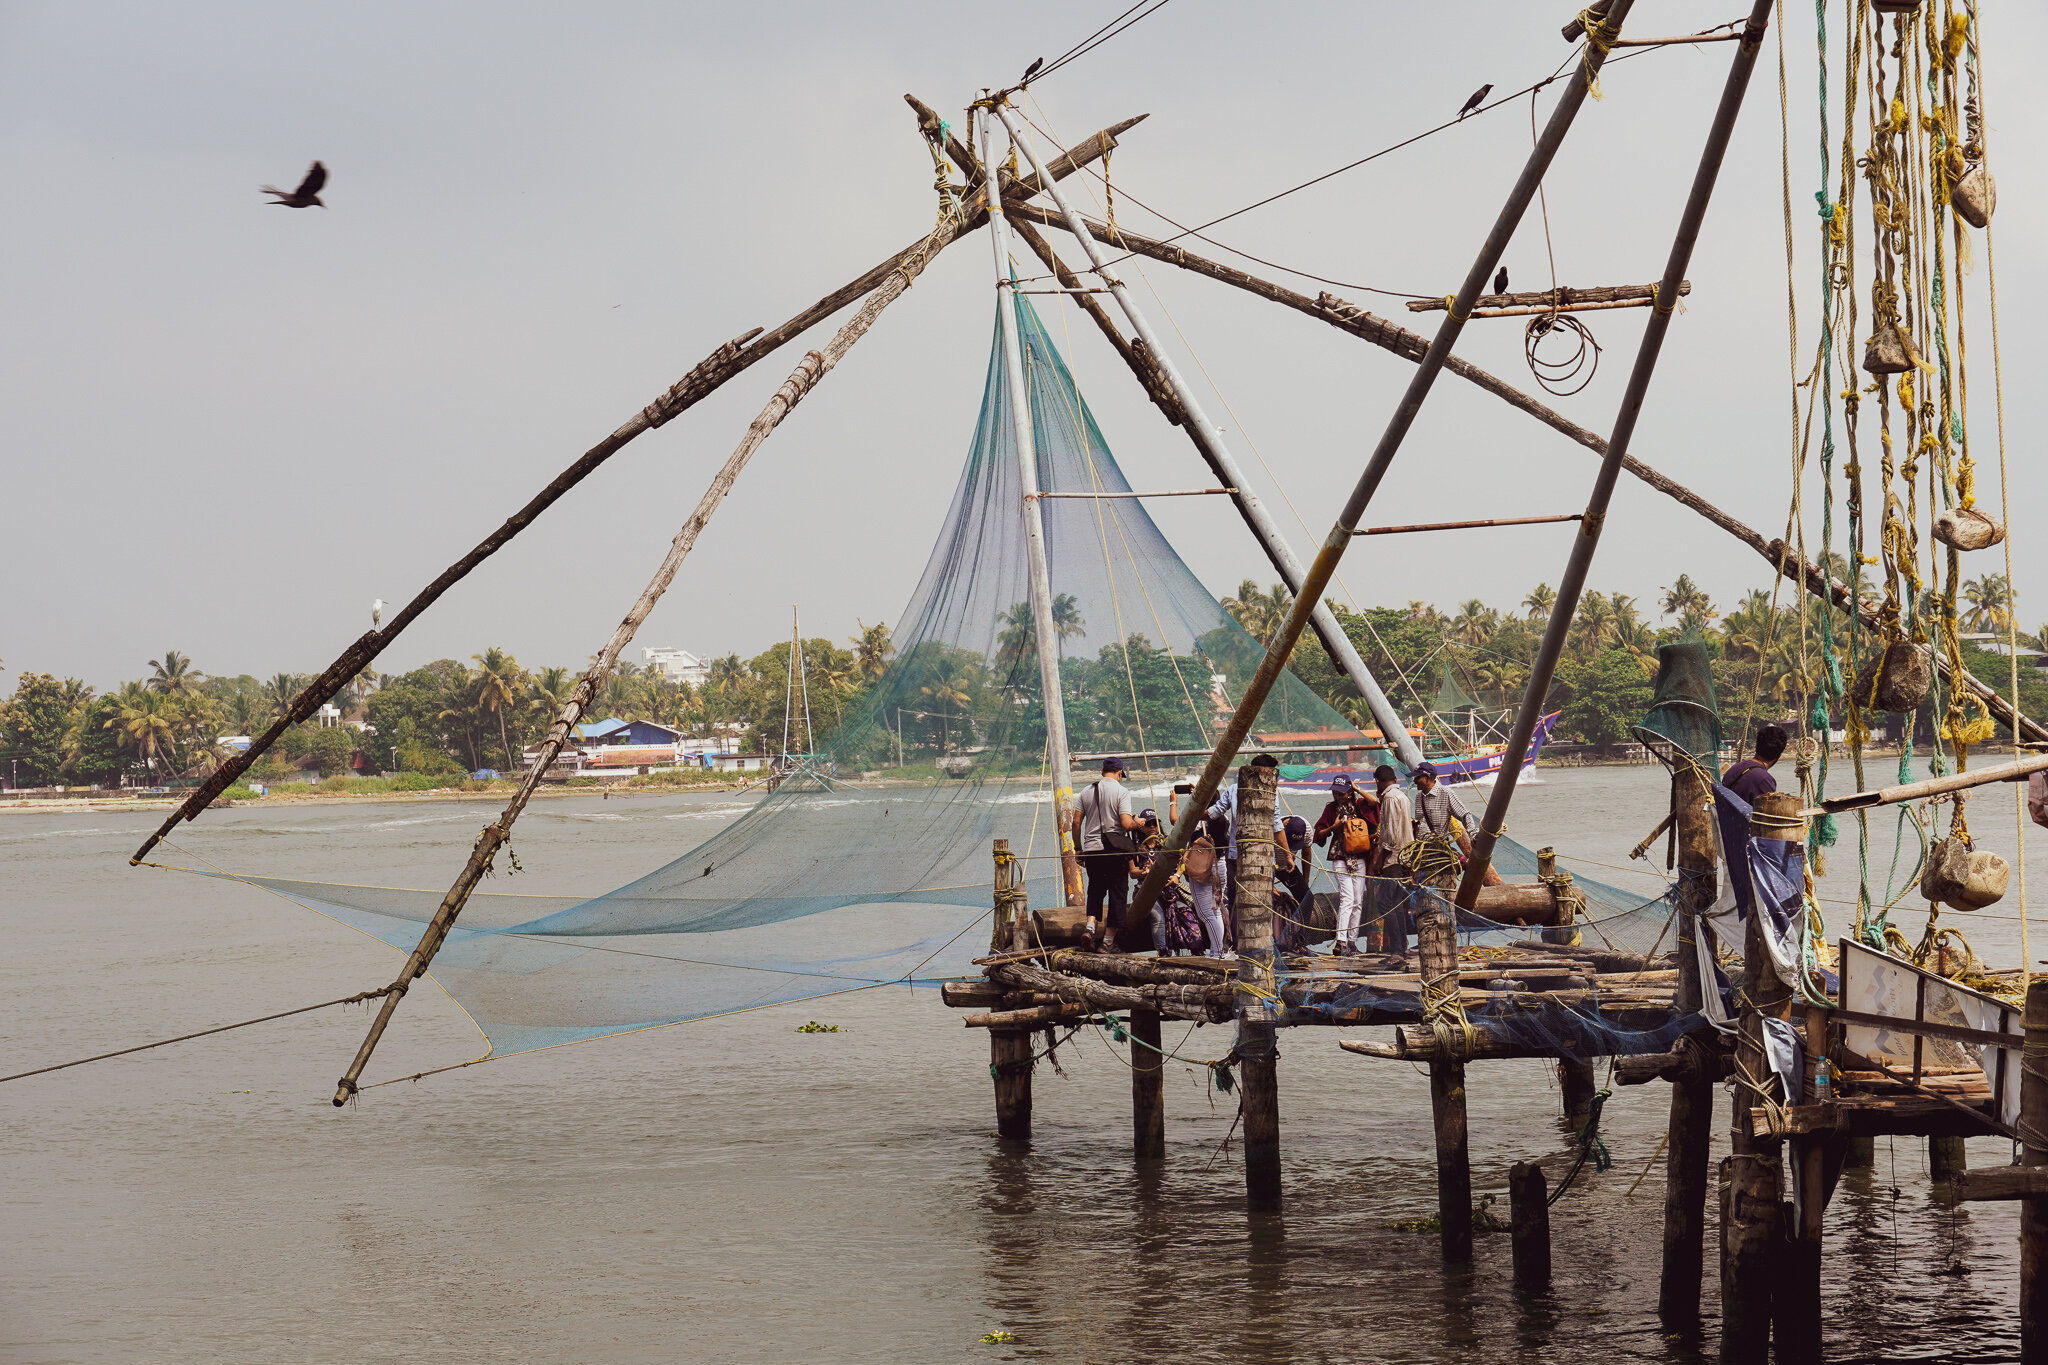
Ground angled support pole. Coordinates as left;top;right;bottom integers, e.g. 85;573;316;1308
1455;0;1775;906
994;101;1424;769
979;102;1084;908
329;215;962;1105
1128;0;1636;927
133;108;1143;866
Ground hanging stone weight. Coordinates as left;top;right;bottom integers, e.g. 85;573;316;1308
1920;836;2011;911
1849;641;1931;713
1952;163;1997;230
1862;321;1915;376
1933;505;2007;553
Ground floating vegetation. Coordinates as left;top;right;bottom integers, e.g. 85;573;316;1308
795;1021;842;1034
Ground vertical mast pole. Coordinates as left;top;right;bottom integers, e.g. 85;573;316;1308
980;101;1084;907
1453;0;1775;907
993;101;1422;770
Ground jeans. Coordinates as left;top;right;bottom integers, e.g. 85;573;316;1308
1083;850;1129;932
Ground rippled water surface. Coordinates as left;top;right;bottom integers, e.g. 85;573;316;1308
4;766;2042;1362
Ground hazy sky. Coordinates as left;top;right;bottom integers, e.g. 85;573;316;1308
4;2;2041;692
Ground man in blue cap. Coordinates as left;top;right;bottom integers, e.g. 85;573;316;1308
1411;761;1481;867
1073;755;1141;952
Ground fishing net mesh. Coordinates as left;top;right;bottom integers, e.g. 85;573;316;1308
169;295;1692;1067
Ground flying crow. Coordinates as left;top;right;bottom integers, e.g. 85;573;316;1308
1494;267;1509;295
1020;56;1044;84
261;161;327;208
1458;84;1492;119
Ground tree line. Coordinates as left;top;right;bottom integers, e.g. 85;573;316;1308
3;568;2039;787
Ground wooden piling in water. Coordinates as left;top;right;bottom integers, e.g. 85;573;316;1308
991;1030;1033;1142
1510;1161;1552;1293
1235;764;1283;1213
1844;1136;1875;1169
1131;1008;1165;1161
1659;755;1717;1332
1930;1135;1969;1182
1559;1057;1596;1128
2021;977;2048;1363
1417;903;1473;1261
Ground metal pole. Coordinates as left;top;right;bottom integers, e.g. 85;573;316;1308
980;102;1083;907
1455;0;1775;907
1128;0;1636;927
995;101;1423;770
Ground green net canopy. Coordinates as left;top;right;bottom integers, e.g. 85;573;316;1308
1633;639;1722;763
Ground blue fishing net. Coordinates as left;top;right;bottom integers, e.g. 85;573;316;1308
175;293;1688;1069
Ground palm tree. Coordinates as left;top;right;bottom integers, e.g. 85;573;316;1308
105;684;176;774
1962;574;2014;632
527;666;577;736
920;665;974;755
1051;593;1086;659
1522;583;1557;620
850;621;895;684
1405;600;1441;626
1223;580;1291;643
261;673;301;724
1570;592;1618;659
1449;599;1496;648
1659;574;1716;623
471;648;524;768
148;650;202;695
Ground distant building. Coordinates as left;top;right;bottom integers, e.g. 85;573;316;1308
642;648;711;687
529;717;740;779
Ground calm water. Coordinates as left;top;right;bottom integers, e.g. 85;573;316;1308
4;765;2044;1363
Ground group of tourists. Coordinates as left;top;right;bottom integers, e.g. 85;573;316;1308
1070;751;1489;960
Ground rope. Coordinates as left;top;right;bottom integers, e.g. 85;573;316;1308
0;987;394;1085
1546;1085;1613;1205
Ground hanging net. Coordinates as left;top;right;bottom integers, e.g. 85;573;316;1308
159;294;1694;1069
1632;639;1722;764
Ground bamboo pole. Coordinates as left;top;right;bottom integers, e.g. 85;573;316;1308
1016;207;2048;747
133;109;1143;867
1659;755;1718;1331
1233;762;1282;1213
994;101;1424;770
1806;750;2048;815
1125;1;1636;931
327;218;959;1106
1454;0;1775;908
980;104;1082;909
1418;903;1473;1262
1405;281;1690;311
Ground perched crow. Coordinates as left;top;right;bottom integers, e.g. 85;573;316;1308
261;161;327;208
1020;56;1044;84
1458;84;1492;119
1494;267;1509;295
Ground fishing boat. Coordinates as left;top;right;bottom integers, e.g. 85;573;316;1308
1272;710;1560;791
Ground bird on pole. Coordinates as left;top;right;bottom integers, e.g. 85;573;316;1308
1458;84;1492;119
1494;266;1509;295
261;161;327;208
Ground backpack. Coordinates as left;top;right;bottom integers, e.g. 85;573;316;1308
1159;878;1208;953
1339;815;1376;858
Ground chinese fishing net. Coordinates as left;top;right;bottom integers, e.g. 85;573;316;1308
162;293;1692;1070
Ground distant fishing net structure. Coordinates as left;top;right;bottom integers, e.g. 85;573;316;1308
171;296;1691;1068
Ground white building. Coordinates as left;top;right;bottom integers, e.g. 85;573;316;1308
642;647;711;687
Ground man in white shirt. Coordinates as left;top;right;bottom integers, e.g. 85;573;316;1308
1372;764;1415;956
1073;756;1140;952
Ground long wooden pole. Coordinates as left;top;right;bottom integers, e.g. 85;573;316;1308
1807;749;2048;814
1455;0;1775;908
1126;0;1634;929
1659;755;1718;1330
1017;213;2048;747
329;217;959;1106
980;103;1082;909
1418;901;1473;1262
1232;762;1282;1212
132;111;1144;867
994;101;1424;769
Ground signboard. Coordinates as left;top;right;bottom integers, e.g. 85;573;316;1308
1836;937;2021;1130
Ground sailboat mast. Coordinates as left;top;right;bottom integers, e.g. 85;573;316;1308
795;606;815;754
993;101;1423;771
781;606;797;762
979;100;1083;907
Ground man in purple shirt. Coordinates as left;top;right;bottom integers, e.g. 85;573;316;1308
1724;724;1787;803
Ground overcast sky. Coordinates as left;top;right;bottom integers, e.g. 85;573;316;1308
4;1;2042;693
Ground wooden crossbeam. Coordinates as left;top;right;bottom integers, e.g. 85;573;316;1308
1353;513;1581;536
1406;281;1691;315
1954;1167;2048;1202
